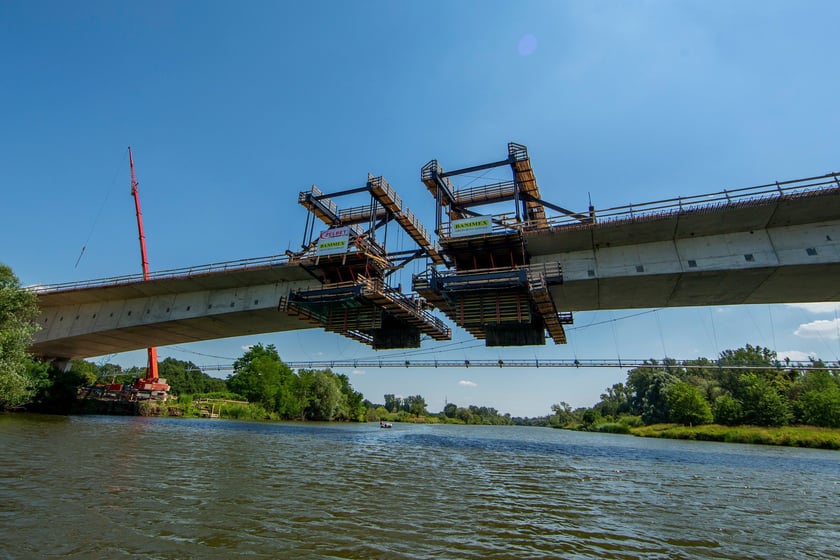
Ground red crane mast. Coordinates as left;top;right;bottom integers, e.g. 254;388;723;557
129;146;159;382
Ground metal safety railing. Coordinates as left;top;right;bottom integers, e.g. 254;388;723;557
534;171;840;231
413;262;561;288
29;253;293;294
434;171;839;236
355;276;451;338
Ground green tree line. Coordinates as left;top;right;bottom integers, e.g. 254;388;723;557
552;345;840;430
15;344;365;421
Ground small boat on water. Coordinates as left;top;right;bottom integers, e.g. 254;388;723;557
379;421;393;429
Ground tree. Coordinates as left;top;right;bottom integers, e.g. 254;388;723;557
0;264;40;410
403;395;427;416
550;402;573;426
384;394;402;413
713;394;743;425
626;364;677;424
158;357;226;395
333;373;365;422
29;360;97;414
736;373;791;426
298;369;342;421
456;406;473;424
581;408;600;427
799;388;840;427
595;383;631;418
443;402;458;418
227;344;296;414
793;369;840;427
665;381;713;426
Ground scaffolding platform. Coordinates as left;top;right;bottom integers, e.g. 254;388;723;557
412;263;571;346
420;142;549;229
282;277;451;349
289;142;573;348
413;142;575;345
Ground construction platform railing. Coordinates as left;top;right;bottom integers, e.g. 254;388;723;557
414;263;562;290
286;277;451;341
354;276;451;339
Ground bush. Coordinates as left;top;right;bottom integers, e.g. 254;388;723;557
630;424;840;450
595;422;631;434
800;389;840;427
195;391;246;401
617;414;644;428
220;402;269;420
714;394;743;425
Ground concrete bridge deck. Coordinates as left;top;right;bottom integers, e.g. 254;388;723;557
31;256;321;360
526;183;840;310
29;167;840;361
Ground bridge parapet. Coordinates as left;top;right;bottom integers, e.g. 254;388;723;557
529;171;840;232
29;253;294;294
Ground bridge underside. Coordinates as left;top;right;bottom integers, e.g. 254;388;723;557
30;308;314;360
549;263;840;311
529;189;840;310
30;263;323;360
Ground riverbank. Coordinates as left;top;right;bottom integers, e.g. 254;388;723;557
630;423;840;450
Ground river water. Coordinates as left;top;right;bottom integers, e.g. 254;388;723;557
0;415;837;559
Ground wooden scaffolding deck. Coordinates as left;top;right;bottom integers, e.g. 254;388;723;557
282;278;451;349
412;263;570;346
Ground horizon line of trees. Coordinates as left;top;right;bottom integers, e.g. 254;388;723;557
551;345;840;430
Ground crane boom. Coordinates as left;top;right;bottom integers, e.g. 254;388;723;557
129;146;159;382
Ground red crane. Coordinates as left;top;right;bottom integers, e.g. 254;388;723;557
129;146;160;384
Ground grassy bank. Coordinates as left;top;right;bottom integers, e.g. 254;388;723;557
630;423;840;450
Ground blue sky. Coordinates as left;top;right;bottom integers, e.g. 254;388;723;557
2;1;839;416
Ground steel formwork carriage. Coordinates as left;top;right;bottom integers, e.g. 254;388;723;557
414;142;573;346
287;142;574;349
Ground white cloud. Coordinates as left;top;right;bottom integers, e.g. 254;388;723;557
458;380;478;387
351;369;365;376
241;345;253;350
776;350;816;362
794;318;840;340
786;302;839;314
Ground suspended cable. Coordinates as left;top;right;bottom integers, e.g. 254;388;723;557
835;304;840;358
609;310;622;367
708;307;720;357
566;308;662;331
74;149;129;268
168;345;238;361
746;306;769;348
654;309;668;360
768;304;778;355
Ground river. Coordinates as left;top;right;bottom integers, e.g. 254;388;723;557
0;414;837;559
